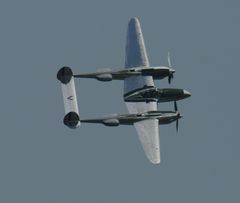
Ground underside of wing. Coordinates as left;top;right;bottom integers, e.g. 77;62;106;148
126;102;160;164
124;17;154;93
134;118;160;164
124;18;160;164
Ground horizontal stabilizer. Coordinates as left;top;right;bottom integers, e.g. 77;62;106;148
57;67;80;128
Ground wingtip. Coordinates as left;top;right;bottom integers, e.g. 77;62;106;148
150;158;161;164
147;151;161;164
129;17;140;25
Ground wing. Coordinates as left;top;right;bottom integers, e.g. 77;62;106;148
124;18;160;164
126;102;160;164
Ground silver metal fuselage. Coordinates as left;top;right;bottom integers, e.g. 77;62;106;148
124;86;191;103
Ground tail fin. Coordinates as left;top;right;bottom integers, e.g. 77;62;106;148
57;67;80;128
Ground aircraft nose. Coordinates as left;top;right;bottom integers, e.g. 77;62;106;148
183;90;191;97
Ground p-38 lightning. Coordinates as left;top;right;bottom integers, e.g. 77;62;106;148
57;17;191;164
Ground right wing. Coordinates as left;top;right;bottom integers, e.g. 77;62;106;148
124;18;160;164
126;102;160;164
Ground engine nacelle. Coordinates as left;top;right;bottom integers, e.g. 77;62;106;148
63;112;80;129
103;119;119;126
141;67;172;80
96;73;113;81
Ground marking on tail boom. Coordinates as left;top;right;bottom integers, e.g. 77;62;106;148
67;96;74;100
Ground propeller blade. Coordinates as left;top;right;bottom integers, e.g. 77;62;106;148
176;119;179;132
168;52;172;68
167;52;175;84
168;72;174;84
174;101;178;112
168;75;171;84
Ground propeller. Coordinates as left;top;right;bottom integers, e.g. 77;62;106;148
174;100;178;111
168;52;172;67
176;119;179;132
167;52;174;84
174;101;180;132
168;74;173;84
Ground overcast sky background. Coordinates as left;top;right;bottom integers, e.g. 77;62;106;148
0;0;239;202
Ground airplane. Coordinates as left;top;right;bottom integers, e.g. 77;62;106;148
57;17;191;164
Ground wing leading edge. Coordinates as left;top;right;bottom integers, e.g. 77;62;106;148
124;17;160;164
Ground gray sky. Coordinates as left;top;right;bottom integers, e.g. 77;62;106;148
0;0;239;202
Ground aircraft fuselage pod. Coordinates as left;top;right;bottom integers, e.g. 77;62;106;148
124;86;191;103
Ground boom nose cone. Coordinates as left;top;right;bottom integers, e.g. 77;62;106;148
183;90;191;98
